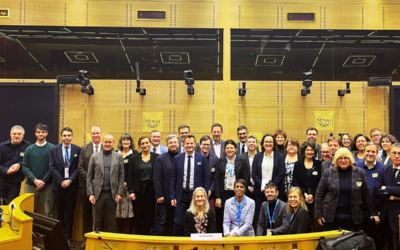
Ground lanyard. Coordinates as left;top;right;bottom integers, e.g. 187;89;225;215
63;146;70;164
267;199;279;227
226;155;236;177
235;198;243;225
290;214;294;223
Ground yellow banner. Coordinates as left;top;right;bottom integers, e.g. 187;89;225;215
143;112;163;132
314;111;334;131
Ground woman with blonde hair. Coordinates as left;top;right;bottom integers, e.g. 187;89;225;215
286;187;310;234
184;187;215;236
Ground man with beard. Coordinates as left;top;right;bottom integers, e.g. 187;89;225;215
0;125;31;203
49;127;81;248
306;127;321;159
22;124;53;217
257;181;289;236
153;134;180;235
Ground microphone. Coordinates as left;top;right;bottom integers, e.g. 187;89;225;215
98;236;113;250
135;62;140;78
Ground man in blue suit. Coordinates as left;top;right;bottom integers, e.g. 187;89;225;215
49;127;81;248
170;134;209;236
374;142;400;250
150;130;168;155
153;134;180;236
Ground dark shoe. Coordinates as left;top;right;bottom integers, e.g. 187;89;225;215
81;242;86;249
67;239;74;249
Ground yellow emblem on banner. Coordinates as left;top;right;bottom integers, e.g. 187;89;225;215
315;111;334;131
143;112;163;132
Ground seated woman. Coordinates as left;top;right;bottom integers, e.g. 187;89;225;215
184;187;215;236
223;179;255;237
287;187;310;234
315;148;379;232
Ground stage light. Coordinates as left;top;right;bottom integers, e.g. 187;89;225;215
184;70;194;95
338;82;351;97
301;71;312;96
57;70;94;95
135;62;146;96
239;82;246;96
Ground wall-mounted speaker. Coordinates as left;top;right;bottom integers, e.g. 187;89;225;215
368;77;392;86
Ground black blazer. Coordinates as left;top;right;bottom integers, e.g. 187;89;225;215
127;152;158;194
184;209;215;236
239;152;254;188
207;153;219;193
288;207;310;234
209;139;226;159
121;150;138;183
214;156;249;199
252;151;285;199
153;152;174;204
292;159;322;198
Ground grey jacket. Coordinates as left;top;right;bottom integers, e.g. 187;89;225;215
257;199;289;236
87;151;124;200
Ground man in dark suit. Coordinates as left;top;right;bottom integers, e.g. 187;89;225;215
170;135;209;236
321;137;342;174
236;125;259;156
49;127;81;248
199;135;218;232
306;127;321;159
177;125;200;153
209;123;225;158
240;135;258;200
153;134;179;236
77;125;102;249
87;134;124;233
374;143;400;250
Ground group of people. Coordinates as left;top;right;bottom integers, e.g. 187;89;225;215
0;123;399;250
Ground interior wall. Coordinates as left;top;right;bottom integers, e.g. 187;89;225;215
1;0;399;241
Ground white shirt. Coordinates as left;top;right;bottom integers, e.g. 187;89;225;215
36;141;47;147
150;144;160;154
261;152;274;190
180;143;186;153
239;142;248;154
183;152;195;190
92;142;101;154
394;166;400;178
248;153;255;185
213;140;222;158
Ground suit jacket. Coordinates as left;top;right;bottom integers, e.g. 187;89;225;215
257;199;289;236
292;159;322;198
87;151;124;200
178;142;200;154
127;152;158;194
184;209;215;236
315;166;377;224
223;195;255;236
207;153;218;193
236;142;259;156
77;142;103;189
214;156;248;199
49;144;81;191
153;152;175;204
170;152;209;203
373;165;400;233
239;152;254;189
288;207;310;234
321;159;332;175
209;139;226;158
252;151;285;200
316;143;321;160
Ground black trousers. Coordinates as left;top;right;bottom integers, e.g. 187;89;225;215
155;201;175;236
79;187;93;239
362;213;385;250
382;213;400;250
94;192;117;233
0;182;21;204
323;213;360;232
54;185;78;239
132;182;155;235
173;190;192;236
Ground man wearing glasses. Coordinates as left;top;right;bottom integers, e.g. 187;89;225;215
370;128;383;157
236;125;259;156
374;143;400;250
306;127;321;159
321;137;342;174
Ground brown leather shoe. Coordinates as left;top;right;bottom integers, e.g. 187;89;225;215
81;242;86;249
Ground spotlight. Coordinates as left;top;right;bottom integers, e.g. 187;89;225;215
301;71;312;96
338;82;351;97
239;82;246;96
56;70;94;95
135;62;146;96
184;70;195;95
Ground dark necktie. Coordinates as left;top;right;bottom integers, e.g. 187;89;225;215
394;168;399;180
186;155;192;191
242;144;245;154
153;147;156;154
95;145;99;153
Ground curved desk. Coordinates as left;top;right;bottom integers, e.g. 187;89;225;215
0;193;34;250
86;230;346;250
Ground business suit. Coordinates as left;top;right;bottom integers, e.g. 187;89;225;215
178;142;200;154
170;152;209;236
151;144;168;155
252;151;286;213
127;152;158;235
49;143;81;240
87;150;124;233
206;153;218;232
153;151;176;235
315;166;377;231
223;195;255;236
321;159;332;175
257;199;289;235
77;142;102;239
210;139;226;158
316;143;321;160
374;165;400;250
239;152;256;199
236;142;259;156
288;207;310;234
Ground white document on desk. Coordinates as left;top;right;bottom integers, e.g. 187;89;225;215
191;233;223;241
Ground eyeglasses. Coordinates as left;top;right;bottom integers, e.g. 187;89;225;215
321;151;330;154
264;141;274;145
390;152;400;156
238;132;247;136
338;157;350;162
371;134;381;138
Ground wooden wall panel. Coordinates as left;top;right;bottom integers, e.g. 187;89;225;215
0;1;23;25
87;1;127;27
234;3;278;29
382;5;400;30
324;4;364;29
174;3;215;28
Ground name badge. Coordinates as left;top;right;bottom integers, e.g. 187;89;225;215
65;168;70;179
74;154;78;157
356;181;362;187
124;159;129;163
372;173;378;178
20;152;24;156
197;162;201;165
312;171;318;176
211;168;215;172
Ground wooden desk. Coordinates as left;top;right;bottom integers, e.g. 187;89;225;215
86;230;346;250
0;193;34;250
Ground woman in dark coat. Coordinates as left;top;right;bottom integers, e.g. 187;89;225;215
127;136;158;235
